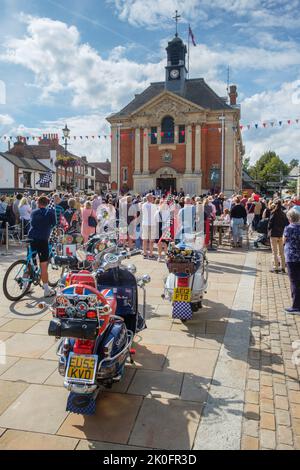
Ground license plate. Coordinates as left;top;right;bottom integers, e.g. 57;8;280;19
66;353;98;384
172;287;191;303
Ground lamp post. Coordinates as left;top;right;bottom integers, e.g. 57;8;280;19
116;123;122;196
62;124;70;189
219;115;225;193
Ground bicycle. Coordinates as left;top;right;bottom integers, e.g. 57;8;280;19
3;239;63;302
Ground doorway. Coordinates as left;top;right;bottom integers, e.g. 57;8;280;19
156;178;176;193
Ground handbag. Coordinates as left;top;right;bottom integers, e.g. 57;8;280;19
88;210;97;228
48;318;98;340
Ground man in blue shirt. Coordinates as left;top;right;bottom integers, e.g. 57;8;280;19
28;196;56;297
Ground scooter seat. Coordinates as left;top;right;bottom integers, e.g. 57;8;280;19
100;289;117;316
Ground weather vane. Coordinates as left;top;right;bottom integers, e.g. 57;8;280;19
173;10;181;37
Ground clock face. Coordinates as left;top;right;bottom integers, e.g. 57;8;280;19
170;69;179;79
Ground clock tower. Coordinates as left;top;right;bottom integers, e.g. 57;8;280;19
165;35;188;95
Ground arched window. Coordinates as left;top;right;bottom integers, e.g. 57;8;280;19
161;116;174;144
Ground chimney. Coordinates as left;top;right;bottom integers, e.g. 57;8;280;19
10;137;25;157
229;85;238;106
39;133;59;149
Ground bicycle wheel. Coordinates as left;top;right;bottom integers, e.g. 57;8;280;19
3;260;33;301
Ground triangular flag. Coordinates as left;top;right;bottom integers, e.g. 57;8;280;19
255;124;258;129
263;123;267;128
287;120;291;125
270;122;274;127
247;125;250;130
279;121;282;126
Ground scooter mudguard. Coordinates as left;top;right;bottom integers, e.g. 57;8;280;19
172;301;193;321
66;392;96;416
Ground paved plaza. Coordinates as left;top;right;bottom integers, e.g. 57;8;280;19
0;246;299;450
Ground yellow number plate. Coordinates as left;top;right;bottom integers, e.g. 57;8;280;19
66;354;98;384
172;287;191;303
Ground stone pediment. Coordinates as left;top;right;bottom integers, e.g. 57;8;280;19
131;91;206;125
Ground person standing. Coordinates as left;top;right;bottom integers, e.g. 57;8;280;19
13;194;23;225
253;198;262;231
283;208;300;314
81;201;97;243
268;200;289;273
230;197;247;247
28;196;56;297
19;197;32;235
141;193;157;259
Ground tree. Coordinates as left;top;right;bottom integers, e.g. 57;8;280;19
242;156;251;172
248;151;289;186
289;159;299;171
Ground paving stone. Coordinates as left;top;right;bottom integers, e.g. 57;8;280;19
0;380;28;415
129;397;202;450
58;393;143;444
0;359;57;384
194;335;222;350
0;428;5;437
0;332;14;342
291;404;300;419
4;333;56;359
24;321;50;336
275;396;289;411
165;346;218;377
261;412;276;431
277;426;293;446
247;380;260;392
241;436;259;450
275;410;291;427
245;391;259;404
0;320;37;333
137;329;195;348
180;374;210;403
0;356;19;376
244;404;260;421
243;419;259;438
0;430;78;450
294;418;300;435
0;384;69;434
289;391;300;404
274;383;287;396
130;343;168;371
260;429;276;449
128;369;183;399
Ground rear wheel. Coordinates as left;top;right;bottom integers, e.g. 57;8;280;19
3;260;33;301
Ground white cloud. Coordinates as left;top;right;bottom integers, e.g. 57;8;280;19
0;15;164;111
11;114;111;162
0;114;14;126
110;0;300;29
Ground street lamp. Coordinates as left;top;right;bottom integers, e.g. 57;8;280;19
62;124;70;189
116;123;122;196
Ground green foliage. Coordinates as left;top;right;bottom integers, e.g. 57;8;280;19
242;156;251;172
247;151;289;188
289;159;299;170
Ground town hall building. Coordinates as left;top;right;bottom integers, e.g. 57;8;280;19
107;33;244;195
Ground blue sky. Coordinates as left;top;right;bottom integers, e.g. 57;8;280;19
0;0;300;163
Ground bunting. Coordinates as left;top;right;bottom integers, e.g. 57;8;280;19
0;117;299;143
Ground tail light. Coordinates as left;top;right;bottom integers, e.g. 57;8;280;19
86;311;97;319
177;277;189;287
74;340;95;355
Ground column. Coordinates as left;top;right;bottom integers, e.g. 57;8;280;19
110;126;118;186
134;128;141;174
157;126;161;145
175;124;179;144
195;124;202;173
143;128;149;174
224;115;235;193
185;124;192;173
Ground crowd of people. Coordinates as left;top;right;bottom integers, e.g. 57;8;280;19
0;189;299;312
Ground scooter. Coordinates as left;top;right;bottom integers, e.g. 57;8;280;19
43;247;150;415
162;241;208;321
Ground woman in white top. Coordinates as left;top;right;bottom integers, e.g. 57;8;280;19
19;197;32;234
